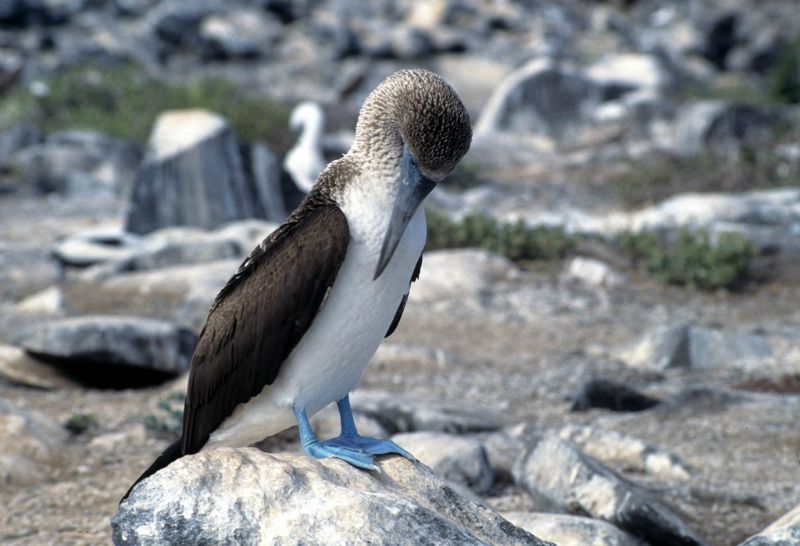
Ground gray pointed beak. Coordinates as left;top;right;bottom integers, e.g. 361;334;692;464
374;160;436;280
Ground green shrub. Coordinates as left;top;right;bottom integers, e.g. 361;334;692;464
1;64;292;152
620;229;755;290
64;413;98;435
769;36;800;104
425;209;574;262
143;391;184;438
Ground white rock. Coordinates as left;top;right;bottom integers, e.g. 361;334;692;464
114;450;548;545
563;257;623;287
618;323;773;371
559;424;691;482
410;249;520;303
587;53;671;92
14;286;64;315
502;512;645;546
513;435;705;546
0;343;76;390
149;109;228;162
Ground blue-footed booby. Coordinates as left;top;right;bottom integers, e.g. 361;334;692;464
284;101;327;193
122;69;472;501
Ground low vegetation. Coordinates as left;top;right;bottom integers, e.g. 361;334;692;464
620;229;755;290
0;64;292;152
425;209;575;262
143;391;184;438
426;209;755;291
769;36;800;104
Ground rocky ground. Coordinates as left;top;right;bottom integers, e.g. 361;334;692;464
1;0;800;545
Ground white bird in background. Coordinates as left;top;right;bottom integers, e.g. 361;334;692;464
284;101;327;193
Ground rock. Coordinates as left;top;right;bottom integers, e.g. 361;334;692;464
476;58;607;147
65;259;240;331
197;10;278;61
15;315;196;374
0;124;42;167
349;390;504;435
618;323;773;371
563;257;623;287
10;130;140;194
479;429;527;483
739;502;800;545
125;109;283;234
393;431;494;494
571;379;661;412
664;101;780;156
502;512;645;546
410;248;521;303
513;435;706;546
14;286;64;315
113;449;550;545
587;53;674;94
558;424;691;483
51;228;142;268
0;343;76;389
53;220;277;276
0;396;66;485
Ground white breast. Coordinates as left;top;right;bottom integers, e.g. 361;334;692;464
205;182;426;449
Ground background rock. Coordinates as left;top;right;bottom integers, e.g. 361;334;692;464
393;431;494;494
125;109;284;235
513;435;707;546
502;512;646;546
14;315;196;378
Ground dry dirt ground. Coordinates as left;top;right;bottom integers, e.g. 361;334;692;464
1;192;799;546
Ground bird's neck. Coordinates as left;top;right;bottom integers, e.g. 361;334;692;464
299;114;324;148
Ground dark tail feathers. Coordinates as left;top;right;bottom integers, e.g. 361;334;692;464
120;438;183;504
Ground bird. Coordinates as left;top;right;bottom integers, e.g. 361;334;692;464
283;101;327;193
121;69;472;502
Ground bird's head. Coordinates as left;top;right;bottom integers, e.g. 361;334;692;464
352;69;472;278
289;101;324;133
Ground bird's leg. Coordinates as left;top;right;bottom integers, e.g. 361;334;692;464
293;406;376;470
323;395;416;461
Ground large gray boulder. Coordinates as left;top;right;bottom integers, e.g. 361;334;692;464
113;449;550;546
125;109;285;235
664;101;781;156
14;316;196;374
739;503;800;545
476;58;606;146
513;435;706;546
618;323;773;372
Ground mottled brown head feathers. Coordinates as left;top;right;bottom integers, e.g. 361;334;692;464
353;69;472;178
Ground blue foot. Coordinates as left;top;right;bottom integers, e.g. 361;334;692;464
329;394;417;462
304;439;377;470
294;406;377;470
325;435;416;462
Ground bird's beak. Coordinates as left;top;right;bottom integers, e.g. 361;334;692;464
374;155;435;280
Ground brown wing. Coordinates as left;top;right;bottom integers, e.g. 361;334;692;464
182;203;350;454
384;252;423;338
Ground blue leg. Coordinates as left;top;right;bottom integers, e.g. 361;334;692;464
293;406;376;470
325;395;416;461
